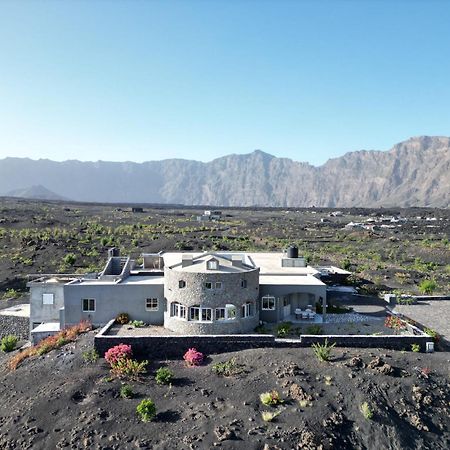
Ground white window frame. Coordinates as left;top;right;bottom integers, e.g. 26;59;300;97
189;306;212;322
241;279;247;288
145;298;159;311
170;302;186;319
261;295;276;311
179;280;186;289
242;302;253;318
42;293;54;305
82;298;95;312
215;304;236;321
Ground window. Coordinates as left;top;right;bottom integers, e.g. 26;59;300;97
189;305;212;322
42;293;54;305
207;260;218;270
242;302;253;318
261;295;276;311
241;279;247;288
215;282;222;289
170;302;186;319
179;280;186;288
146;298;159;311
204;282;213;289
82;298;95;312
283;297;289;307
215;304;236;321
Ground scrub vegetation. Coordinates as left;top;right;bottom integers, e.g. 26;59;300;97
0;198;449;301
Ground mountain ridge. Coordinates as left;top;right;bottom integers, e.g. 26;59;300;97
0;136;448;207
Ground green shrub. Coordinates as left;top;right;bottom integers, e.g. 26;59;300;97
306;324;323;335
260;390;283;406
82;348;99;363
136;399;156;422
111;358;148;380
311;339;336;362
418;279;437;295
63;253;77;266
424;328;439;342
1;335;18;352
411;343;420;352
120;384;133;399
254;324;269;334
155;366;174;385
360;401;373;420
131;320;145;328
276;322;292;337
261;410;281;422
1;289;21;300
211;358;244;377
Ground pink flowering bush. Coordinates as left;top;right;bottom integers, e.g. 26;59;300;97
183;348;204;366
105;344;132;365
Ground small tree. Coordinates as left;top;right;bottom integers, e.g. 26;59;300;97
418;279;437;295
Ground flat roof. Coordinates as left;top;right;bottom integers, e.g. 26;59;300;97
162;251;319;276
31;322;60;333
259;275;326;286
0;304;30;317
74;276;164;286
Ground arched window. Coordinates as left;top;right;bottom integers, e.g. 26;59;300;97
242;302;253;318
207;259;218;270
215;304;236;321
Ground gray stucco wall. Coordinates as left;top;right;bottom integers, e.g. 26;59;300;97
29;282;65;332
259;283;327;323
63;282;164;327
164;266;260;334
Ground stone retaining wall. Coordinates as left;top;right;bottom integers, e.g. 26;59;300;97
0;315;29;340
95;320;434;358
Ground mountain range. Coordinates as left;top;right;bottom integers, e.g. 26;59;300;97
0;136;448;207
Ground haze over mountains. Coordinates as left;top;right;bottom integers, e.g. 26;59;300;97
0;136;448;208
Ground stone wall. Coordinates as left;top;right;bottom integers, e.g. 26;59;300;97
95;320;434;359
0;316;29;340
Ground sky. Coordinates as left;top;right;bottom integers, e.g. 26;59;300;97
0;0;449;166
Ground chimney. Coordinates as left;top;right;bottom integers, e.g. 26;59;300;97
181;254;193;267
231;255;243;268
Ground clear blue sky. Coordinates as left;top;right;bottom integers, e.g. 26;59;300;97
1;0;449;166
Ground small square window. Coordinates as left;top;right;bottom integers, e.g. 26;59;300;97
146;298;159;311
42;293;54;305
82;298;95;312
261;296;276;311
179;280;186;288
204;282;213;289
215;282;222;289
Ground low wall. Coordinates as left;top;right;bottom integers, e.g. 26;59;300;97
278;334;432;352
95;320;434;358
0;315;29;340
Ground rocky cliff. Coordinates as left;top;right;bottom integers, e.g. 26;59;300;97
0;136;448;207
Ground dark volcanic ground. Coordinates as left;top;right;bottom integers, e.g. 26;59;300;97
0;333;448;450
